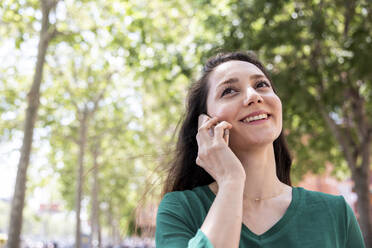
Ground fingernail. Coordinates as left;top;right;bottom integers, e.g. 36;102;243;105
224;129;229;136
208;128;214;137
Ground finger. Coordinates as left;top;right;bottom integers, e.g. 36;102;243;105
198;114;210;129
208;128;214;137
202;117;219;130
196;156;202;166
224;129;229;145
201;117;219;138
213;121;232;142
198;117;218;134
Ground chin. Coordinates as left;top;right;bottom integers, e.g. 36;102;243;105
230;139;274;151
230;133;279;150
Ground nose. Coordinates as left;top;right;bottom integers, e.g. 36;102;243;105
243;87;263;106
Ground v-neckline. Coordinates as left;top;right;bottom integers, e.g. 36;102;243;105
203;185;300;241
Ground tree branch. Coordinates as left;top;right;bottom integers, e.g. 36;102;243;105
46;0;59;11
64;84;80;111
309;40;357;171
343;0;356;39
91;72;115;114
44;25;58;44
316;99;356;171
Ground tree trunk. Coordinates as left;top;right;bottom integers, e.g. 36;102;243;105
351;132;372;247
75;108;89;248
107;201;114;246
314;45;372;247
90;141;101;248
98;220;102;248
72;73;105;248
322;104;372;246
344;88;371;247
7;1;57;248
352;166;372;247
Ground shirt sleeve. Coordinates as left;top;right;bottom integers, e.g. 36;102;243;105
188;229;214;248
341;196;366;248
156;193;214;248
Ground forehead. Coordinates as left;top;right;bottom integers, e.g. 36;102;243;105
208;60;265;87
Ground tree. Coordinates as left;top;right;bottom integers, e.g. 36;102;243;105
55;57;111;248
88;135;102;247
6;1;59;247
45;26;139;244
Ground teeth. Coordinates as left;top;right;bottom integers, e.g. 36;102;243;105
243;114;268;123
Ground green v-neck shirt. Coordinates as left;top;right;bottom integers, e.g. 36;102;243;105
155;186;365;247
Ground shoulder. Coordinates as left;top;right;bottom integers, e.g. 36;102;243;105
155;187;214;246
156;186;212;231
297;186;345;207
159;186;208;203
158;185;211;213
296;187;348;224
295;187;364;246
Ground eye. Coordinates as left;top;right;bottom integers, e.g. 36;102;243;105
221;87;238;97
256;81;271;88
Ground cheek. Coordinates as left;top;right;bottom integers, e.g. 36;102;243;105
215;107;230;119
276;97;282;115
267;93;282;112
273;95;283;128
208;103;238;121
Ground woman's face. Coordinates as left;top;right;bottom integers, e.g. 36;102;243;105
206;60;282;151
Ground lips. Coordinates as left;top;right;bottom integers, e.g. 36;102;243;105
243;114;270;123
239;110;271;122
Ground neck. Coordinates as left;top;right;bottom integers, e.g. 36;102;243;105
233;144;285;208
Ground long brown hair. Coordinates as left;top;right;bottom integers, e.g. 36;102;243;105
162;51;292;195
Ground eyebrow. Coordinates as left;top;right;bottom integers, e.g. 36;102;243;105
216;74;267;89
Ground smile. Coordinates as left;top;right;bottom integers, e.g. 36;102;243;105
241;114;270;123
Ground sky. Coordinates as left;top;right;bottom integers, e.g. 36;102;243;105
0;142;19;200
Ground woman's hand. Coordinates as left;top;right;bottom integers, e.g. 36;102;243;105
196;114;246;186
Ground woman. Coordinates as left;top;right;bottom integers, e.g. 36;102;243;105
155;52;365;248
